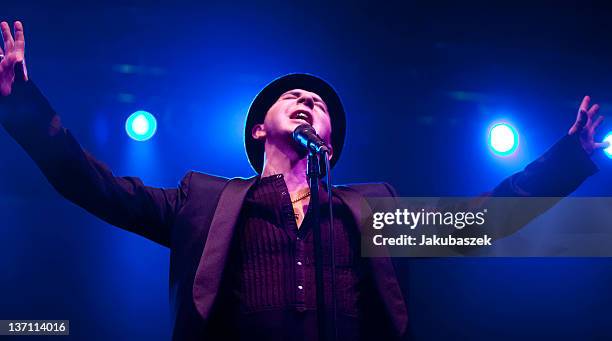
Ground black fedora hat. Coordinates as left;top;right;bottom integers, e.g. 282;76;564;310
244;73;346;174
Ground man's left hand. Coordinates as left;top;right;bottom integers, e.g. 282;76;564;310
568;95;609;155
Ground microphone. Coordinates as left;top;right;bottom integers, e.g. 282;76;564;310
292;124;330;155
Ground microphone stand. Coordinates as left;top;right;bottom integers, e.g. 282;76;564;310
307;151;326;341
307;150;336;341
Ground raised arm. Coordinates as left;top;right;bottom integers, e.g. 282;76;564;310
0;21;189;247
442;96;609;251
493;95;606;197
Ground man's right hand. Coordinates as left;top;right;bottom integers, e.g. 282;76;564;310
0;21;27;97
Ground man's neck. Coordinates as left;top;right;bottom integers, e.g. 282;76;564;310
260;144;309;195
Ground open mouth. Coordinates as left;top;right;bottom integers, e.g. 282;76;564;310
290;110;314;126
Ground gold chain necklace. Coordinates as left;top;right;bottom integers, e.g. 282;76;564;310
291;191;311;204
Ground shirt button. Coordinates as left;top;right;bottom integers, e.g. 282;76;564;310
276;174;282;179
281;191;287;195
297;285;303;290
297;261;302;266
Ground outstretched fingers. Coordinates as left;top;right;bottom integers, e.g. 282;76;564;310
13;21;24;42
573;108;588;133
591;115;604;132
579;95;591;114
587;103;600;119
0;21;14;51
12;21;24;63
13;21;24;48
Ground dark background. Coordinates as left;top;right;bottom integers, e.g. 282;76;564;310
2;1;612;340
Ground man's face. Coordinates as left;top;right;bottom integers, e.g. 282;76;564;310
252;88;333;151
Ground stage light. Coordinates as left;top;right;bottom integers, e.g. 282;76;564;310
488;122;518;156
125;111;157;141
603;132;612;159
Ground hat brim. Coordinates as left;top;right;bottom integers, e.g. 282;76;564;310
244;73;346;174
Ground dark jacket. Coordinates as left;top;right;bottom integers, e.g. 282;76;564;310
0;78;598;340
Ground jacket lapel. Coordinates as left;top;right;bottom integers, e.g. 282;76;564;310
192;176;257;320
334;186;409;337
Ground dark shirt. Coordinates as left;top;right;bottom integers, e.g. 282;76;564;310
225;174;364;340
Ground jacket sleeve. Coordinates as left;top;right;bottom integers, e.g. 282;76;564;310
0;77;190;248
378;135;599;250
491;133;598;197
443;134;599;247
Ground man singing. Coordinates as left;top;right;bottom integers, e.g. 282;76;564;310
0;21;607;340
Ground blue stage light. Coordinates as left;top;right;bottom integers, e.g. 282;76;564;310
488;122;518;156
603;132;612;159
125;111;157;141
